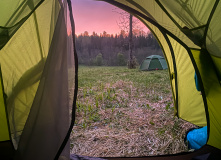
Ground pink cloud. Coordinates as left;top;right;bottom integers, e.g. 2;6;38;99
71;0;149;35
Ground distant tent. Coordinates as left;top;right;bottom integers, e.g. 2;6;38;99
140;55;168;71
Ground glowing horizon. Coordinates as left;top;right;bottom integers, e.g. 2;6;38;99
71;0;149;36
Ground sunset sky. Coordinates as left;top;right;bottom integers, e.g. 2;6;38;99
72;0;149;35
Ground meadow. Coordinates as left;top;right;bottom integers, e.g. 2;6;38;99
70;66;194;157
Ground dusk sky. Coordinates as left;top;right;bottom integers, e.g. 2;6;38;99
72;0;149;35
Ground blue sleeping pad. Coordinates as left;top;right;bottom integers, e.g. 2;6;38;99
186;126;207;150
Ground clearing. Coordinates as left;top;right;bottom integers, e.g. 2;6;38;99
70;66;195;157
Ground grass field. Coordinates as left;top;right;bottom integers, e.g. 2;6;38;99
70;66;195;157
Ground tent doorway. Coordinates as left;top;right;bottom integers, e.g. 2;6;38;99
70;0;196;157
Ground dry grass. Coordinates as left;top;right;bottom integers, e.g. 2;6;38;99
70;66;195;157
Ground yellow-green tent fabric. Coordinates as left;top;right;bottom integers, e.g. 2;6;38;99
0;0;75;159
103;0;221;151
0;65;10;142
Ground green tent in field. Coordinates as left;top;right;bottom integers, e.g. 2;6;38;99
140;55;168;71
1;0;221;159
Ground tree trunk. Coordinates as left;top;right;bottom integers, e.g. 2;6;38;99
128;14;134;69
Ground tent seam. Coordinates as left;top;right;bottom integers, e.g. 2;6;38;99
0;0;44;29
0;0;44;51
161;33;179;117
0;64;13;146
155;0;182;30
203;0;220;48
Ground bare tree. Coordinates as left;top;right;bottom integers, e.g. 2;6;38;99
128;14;133;68
114;9;142;68
115;9;144;35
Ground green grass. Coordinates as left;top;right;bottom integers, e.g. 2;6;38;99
78;65;171;100
78;65;169;86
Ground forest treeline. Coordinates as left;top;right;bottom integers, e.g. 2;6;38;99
75;31;163;66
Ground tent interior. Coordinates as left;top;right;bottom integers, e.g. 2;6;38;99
0;0;221;159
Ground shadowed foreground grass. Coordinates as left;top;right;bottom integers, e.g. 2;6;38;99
71;66;194;157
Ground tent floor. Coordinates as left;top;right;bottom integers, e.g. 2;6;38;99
71;145;221;160
1;143;220;159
